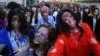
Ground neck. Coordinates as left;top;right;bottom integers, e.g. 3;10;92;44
38;44;45;51
94;16;97;18
70;27;79;32
14;28;20;36
43;17;48;21
43;15;48;19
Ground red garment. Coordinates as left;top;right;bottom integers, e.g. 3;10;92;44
47;22;100;56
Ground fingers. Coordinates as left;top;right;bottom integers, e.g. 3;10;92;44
90;37;98;44
14;48;24;56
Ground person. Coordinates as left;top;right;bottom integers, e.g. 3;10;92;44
7;1;22;10
73;4;81;22
33;25;57;56
0;6;7;29
47;9;100;56
86;8;100;42
82;6;91;23
0;8;30;56
37;5;55;28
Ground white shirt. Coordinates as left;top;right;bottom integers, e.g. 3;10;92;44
93;18;96;32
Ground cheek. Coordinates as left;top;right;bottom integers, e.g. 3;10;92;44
72;20;76;25
12;20;20;26
12;21;16;26
35;33;40;38
95;12;99;15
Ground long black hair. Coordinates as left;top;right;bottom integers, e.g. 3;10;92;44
30;7;38;24
56;9;84;39
7;8;28;36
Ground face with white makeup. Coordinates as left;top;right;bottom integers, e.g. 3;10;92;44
62;11;76;29
56;9;81;33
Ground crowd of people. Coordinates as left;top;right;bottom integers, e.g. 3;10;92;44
0;1;100;56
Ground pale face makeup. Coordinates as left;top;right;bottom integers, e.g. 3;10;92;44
34;26;48;44
62;12;76;28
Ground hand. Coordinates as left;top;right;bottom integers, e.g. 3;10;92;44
14;48;24;56
90;37;98;44
13;44;30;56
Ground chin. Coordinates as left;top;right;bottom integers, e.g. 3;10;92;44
34;40;40;44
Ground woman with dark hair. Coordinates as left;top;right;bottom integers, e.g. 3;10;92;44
0;7;7;29
47;9;100;56
0;8;30;56
33;25;57;56
73;4;81;22
83;6;91;23
30;6;38;26
86;8;100;42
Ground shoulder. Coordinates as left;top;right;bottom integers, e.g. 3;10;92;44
54;33;67;46
80;22;95;38
0;28;9;38
80;22;91;30
80;22;93;35
48;15;54;19
48;33;66;54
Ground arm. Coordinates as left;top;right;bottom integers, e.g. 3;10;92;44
83;23;100;56
90;37;100;56
14;37;30;56
14;43;30;56
51;16;55;28
47;36;64;56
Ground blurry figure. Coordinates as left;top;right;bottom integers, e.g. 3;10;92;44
24;7;31;23
73;4;81;22
48;9;100;56
37;5;55;28
7;1;22;10
52;8;59;21
0;8;30;56
0;7;7;29
33;25;57;56
86;8;100;42
30;7;38;27
83;6;91;22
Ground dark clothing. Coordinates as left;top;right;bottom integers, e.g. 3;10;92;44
86;16;100;42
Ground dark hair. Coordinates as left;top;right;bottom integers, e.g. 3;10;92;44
0;7;6;19
83;7;90;14
30;7;38;24
35;25;57;56
73;4;79;12
56;9;84;39
44;3;50;9
92;8;99;17
0;7;6;28
7;2;21;10
7;8;28;36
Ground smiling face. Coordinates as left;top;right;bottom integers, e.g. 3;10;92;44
62;11;76;29
34;26;49;44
